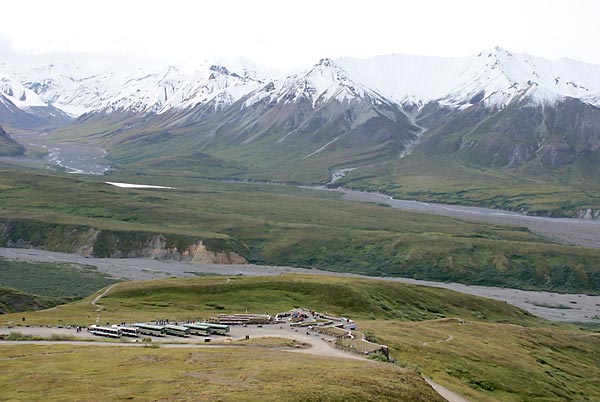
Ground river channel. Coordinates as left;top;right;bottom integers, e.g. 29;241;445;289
2;135;600;322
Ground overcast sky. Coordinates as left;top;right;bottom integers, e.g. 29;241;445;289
1;0;599;68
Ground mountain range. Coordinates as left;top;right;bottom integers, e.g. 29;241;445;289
2;47;600;203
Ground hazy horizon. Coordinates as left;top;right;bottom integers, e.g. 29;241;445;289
1;0;599;69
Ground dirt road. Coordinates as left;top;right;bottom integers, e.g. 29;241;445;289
425;378;471;402
91;283;118;307
0;325;468;401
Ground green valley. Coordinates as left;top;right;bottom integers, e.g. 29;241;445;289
2;165;600;293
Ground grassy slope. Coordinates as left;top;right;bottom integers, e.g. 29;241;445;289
0;137;24;156
0;344;443;402
0;258;117;300
362;319;600;402
1;166;600;293
337;150;600;217
2;274;598;402
49;106;414;184
0;286;52;314
0;274;542;326
46;102;600;217
48;111;600;216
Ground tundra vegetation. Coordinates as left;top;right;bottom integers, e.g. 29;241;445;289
1;275;599;402
1;166;600;294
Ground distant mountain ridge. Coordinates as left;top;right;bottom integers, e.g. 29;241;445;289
3;47;600;120
2;47;600;186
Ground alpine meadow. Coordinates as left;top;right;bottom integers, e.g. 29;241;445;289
1;1;600;401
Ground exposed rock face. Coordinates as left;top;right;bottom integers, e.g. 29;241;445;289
0;220;247;265
126;235;248;264
181;240;247;264
74;229;100;257
418;97;600;174
576;208;600;220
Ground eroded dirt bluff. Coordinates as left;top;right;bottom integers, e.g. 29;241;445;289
119;235;248;264
0;219;247;264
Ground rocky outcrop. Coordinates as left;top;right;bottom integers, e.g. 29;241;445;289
0;219;247;265
575;208;600;220
180;240;247;264
109;234;247;264
418;96;600;174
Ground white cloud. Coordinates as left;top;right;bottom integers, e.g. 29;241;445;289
0;0;599;68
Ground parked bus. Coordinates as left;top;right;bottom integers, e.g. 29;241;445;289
89;325;121;338
203;323;230;335
183;323;210;336
164;324;190;337
118;326;140;337
133;323;166;337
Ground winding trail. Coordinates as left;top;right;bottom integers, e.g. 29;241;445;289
91;283;118;309
425;378;471;402
422;335;454;347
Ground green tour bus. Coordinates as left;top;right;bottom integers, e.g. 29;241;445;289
183;323;211;336
164;324;190;337
133;323;166;337
204;323;230;335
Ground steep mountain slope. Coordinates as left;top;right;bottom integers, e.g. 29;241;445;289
0;72;72;131
7;58;276;116
339;47;600;109
0;125;25;156
56;58;421;180
2;48;600;198
419;94;600;172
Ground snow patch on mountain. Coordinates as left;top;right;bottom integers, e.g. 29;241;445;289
244;58;385;108
338;47;600;108
3;48;600;119
0;72;47;109
6;57;278;116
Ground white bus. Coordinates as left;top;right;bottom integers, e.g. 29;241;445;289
89;325;121;338
118;326;140;337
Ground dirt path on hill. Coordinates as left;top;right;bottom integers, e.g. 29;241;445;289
422;335;454;347
91;283;118;308
425;378;471;402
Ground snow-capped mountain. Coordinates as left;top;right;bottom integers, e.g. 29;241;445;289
1;70;48;111
0;68;73;130
4;57;278;119
244;58;388;108
3;47;600;121
2;47;600;183
337;47;600;109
